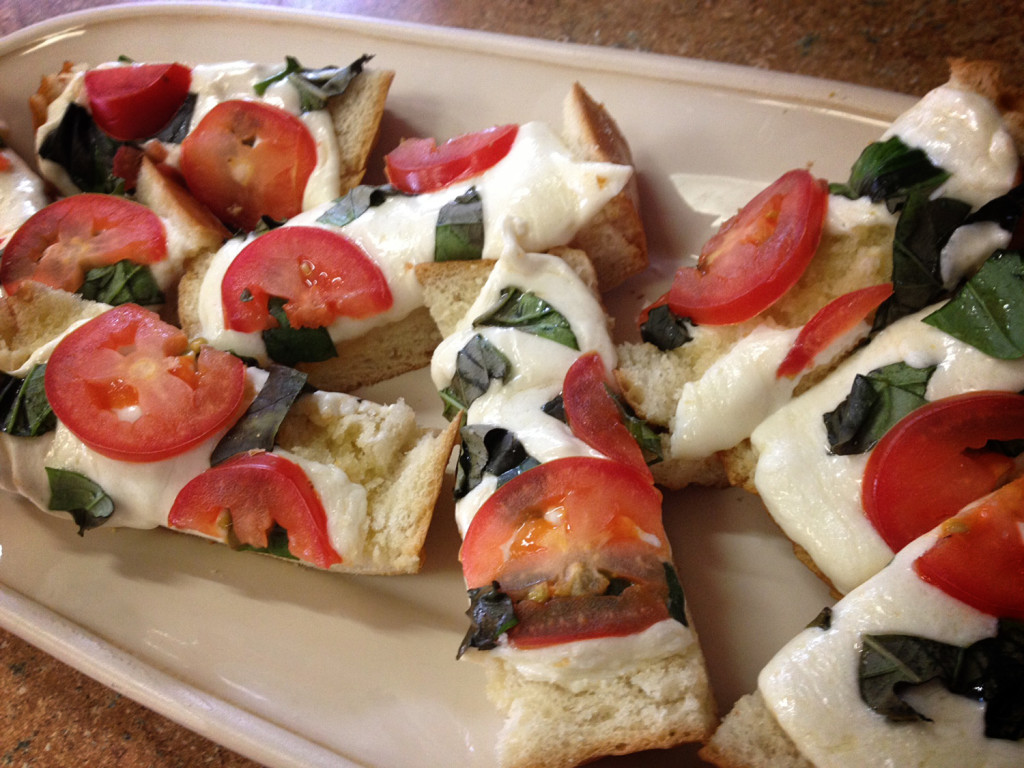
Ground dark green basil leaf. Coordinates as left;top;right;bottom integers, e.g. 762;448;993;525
262;296;338;366
807;606;833;631
923;250;1024;359
435;187;484;262
210;364;308;466
457;582;519;658
38;103;124;193
664;563;688;627
824;361;935;455
439;334;510;421
455;425;533;499
613;388;664;465
45;467;115;535
0;365;56;437
254;54;372;112
78;260;164;306
474;286;578;349
953;618;1024;740
152;92;197;144
640;303;693;351
859;632;961;722
829;136;950;212
233;522;298;560
541;392;567;422
494;456;541;488
317;184;406;228
966;182;1024;232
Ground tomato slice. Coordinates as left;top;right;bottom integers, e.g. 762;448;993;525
44;304;247;462
384;124;518;194
665;169;828;325
180;100;317;231
776;282;893;379
0;194;167;295
562;352;652;481
221;225;393;333
914;474;1024;621
167;451;342;569
84;63;191;141
862;391;1024;553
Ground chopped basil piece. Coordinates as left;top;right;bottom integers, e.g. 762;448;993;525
541;392;567;422
78;260;164;306
640;303;693;351
923;250;1024;359
210;364;308;466
473;287;578;350
46;467;115;535
829;135;950;212
807;606;833;631
455;425;534;499
664;563;688;627
38;103;124;194
317;184;405;228
439;334;510;421
262;296;338;366
435;187;484;262
254;54;372;112
0;365;56;437
151;92;197;144
615;390;664;465
233;523;298;560
824;361;935;455
859;618;1024;740
966;182;1024;232
458;581;519;658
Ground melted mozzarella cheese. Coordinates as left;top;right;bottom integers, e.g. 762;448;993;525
0;147;47;248
759;527;1020;768
751;305;1024;595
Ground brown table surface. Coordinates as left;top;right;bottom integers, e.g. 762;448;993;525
1;2;1022;767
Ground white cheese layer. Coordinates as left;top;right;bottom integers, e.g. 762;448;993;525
194;121;631;363
751;304;1024;595
0;147;47;249
759;526;1020;768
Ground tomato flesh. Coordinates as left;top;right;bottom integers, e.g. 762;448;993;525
666;169;828;325
776;283;893;379
84;63;191;141
180;100;317;231
0;194;167;295
168;451;342;569
914;474;1024;621
45;304;247;462
862;391;1024;553
562;352;652;481
221;225;393;333
384;124;518;194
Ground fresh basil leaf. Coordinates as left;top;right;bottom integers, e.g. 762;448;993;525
640;303;692;351
541;392;567;422
455;425;534;499
45;467;115;535
966;182;1024;232
0;365;56;437
494;456;541;488
859;632;961;722
262;296;338;366
874;192;972;331
38;103;124;193
807;606;833;631
435;187;484;262
614;388;664;465
954;618;1024;740
152;91;197;144
254;54;372;112
78;260;164;306
824;361;935;455
923;250;1024;359
457;582;518;658
439;334;510;421
664;563;689;627
830;135;950;212
474;287;578;349
317;184;406;228
233;522;298;560
210;364;308;466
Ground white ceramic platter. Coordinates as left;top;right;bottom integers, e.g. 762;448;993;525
0;4;917;767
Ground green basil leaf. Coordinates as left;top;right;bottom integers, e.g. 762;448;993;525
152;92;197;144
824;361;935;455
45;467;115;535
262;296;338;366
0;365;56;437
316;184;406;228
254;54;372;112
439;334;510;421
640;303;693;351
613;387;664;465
253;56;304;95
38;103;124;194
807;606;833;631
210;364;308;466
664;563;689;627
435;187;484;262
455;425;533;500
859;632;961;722
78;260;164;306
457;582;518;658
829;135;950;212
541;392;567;422
966;182;1024;232
233;522;298;560
953;618;1024;740
473;286;578;349
923;250;1024;359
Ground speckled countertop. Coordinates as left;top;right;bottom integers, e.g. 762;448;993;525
0;2;1021;767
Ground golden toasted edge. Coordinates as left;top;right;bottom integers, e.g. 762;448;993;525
327;67;396;193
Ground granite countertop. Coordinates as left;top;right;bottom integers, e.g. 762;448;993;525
0;2;1021;767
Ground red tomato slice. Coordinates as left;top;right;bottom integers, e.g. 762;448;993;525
180;100;317;231
862;391;1024;553
44;304;247;463
914;474;1024;621
167;451;342;569
563;352;652;481
384;124;518;194
666;169;828;325
221;225;393;333
84;63;191;141
776;282;893;379
0;194;167;295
